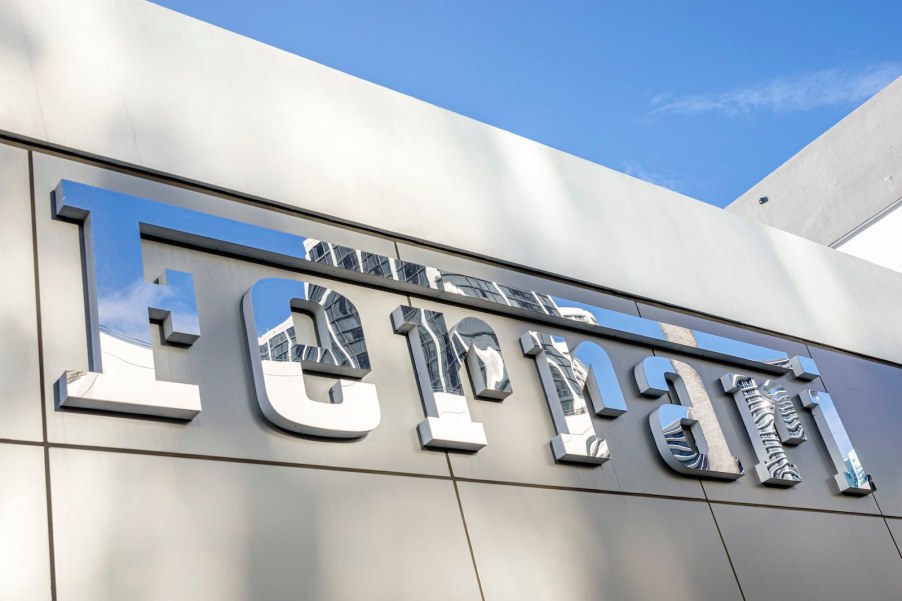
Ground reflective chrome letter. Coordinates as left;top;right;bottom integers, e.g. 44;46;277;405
636;357;743;479
54;181;201;419
799;390;873;495
720;374;805;486
520;332;625;464
392;306;511;451
243;278;380;437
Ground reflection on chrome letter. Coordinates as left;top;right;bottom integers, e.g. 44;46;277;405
391;306;511;450
520;332;621;464
763;380;807;446
799;390;873;495
53;181;202;419
51;180;822;382
636;357;743;479
720;374;803;486
243;278;380;438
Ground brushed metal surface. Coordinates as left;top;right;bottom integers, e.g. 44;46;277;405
0;142;43;442
458;481;744;601
50;448;480;601
887;519;902;555
713;503;902;601
0;443;51;601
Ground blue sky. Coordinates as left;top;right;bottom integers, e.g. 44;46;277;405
152;1;902;207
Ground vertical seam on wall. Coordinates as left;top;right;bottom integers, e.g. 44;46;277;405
637;302;747;600
29;151;58;601
28;151;47;446
446;454;486;601
395;238;485;597
704;494;748;601
883;516;902;561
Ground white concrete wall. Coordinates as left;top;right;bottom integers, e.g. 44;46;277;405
2;0;902;365
729;77;902;247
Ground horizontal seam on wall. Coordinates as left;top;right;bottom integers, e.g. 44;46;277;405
1;438;890;519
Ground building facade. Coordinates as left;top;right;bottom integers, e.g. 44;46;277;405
1;1;902;600
730;76;902;273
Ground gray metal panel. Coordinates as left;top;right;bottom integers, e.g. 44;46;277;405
33;153;449;476
712;503;902;601
887;519;902;554
0;142;43;442
49;448;480;601
0;443;51;601
808;345;902;517
457;481;743;601
410;297;706;498
3;1;902;365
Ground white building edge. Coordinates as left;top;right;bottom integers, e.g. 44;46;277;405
729;76;902;274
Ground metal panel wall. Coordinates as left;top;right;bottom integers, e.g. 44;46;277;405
49;448;480;601
713;504;902;601
0;143;42;442
0;444;51;601
2;141;902;599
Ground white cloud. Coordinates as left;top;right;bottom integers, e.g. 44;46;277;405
651;63;902;116
621;162;681;191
